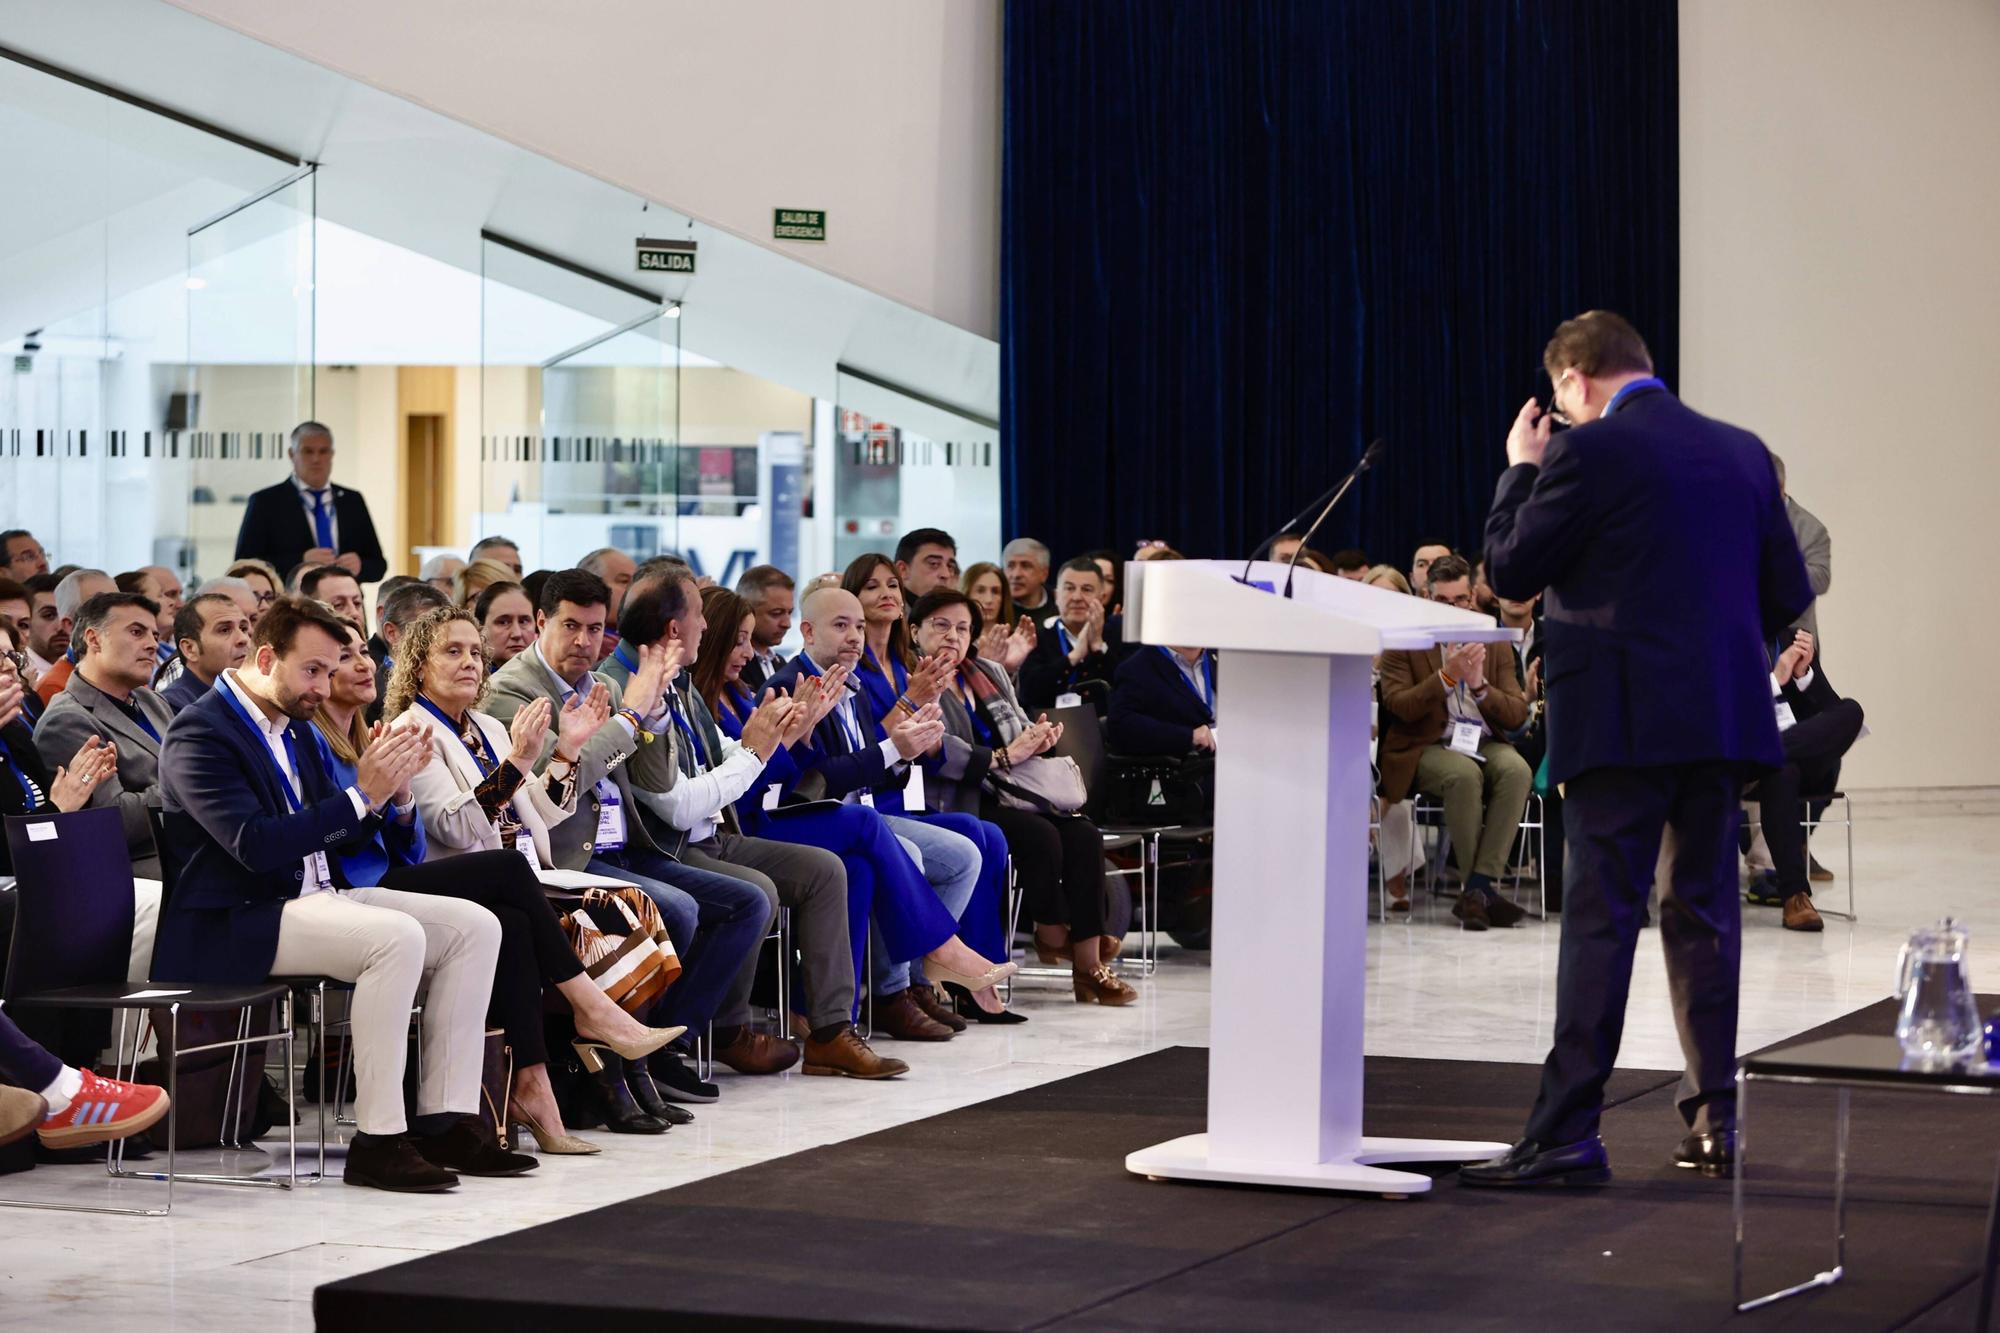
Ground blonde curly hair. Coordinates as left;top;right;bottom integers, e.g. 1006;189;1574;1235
382;604;490;721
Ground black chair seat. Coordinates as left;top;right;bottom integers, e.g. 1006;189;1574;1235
12;980;290;1011
273;974;354;993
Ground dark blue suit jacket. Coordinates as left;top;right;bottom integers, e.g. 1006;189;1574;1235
233;479;387;583
765;656;907;808
1108;647;1216;756
152;684;375;984
157;667;213;716
1484;386;1814;785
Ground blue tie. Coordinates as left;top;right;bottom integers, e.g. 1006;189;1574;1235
311;489;334;550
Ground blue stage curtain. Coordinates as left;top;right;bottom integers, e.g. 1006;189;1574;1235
1001;0;1679;568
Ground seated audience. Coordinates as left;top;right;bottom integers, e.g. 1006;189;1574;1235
485;569;770;1103
579;547;638;623
694;586;1021;1028
908;589;1136;1005
1269;534;1305;565
894;527;961;604
22;572;64;681
1470;551;1500;614
469;535;524;578
370;580;451;720
454;558;516;609
224;559;283;624
116;566;185;670
153;596;530;1192
1109;639;1218;759
420;553;465;595
0;577;31;664
474;580;537;672
1003;537;1053;616
365;610;683;1142
962;561;1016;633
1376;555;1532;931
1329;548;1370;580
299;564;369;634
1018;556;1123;710
1;529;50;581
1746;629;1863;932
157;592;253;714
35;568;115;704
733;564;796;690
33;591;172;876
0;634;120;854
1082;548;1123;613
519;568;553;610
1134;542;1184;562
1363;565;1414;595
0;581;46;727
769;587;1015;1038
1409;541;1453;597
0;1009;167;1150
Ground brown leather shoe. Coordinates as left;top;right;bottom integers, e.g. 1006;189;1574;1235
1452;893;1491;931
873;989;955;1041
1074;964;1138;1006
802;1025;909;1079
1808;855;1836;884
1782;892;1824;932
908;983;967;1032
0;1086;47;1148
714;1028;803;1075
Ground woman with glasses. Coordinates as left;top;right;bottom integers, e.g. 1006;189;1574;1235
907;588;1136;1006
223;559;283;626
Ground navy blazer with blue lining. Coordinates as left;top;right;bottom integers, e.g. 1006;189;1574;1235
152;681;376;984
1484;386;1814;785
764;655;907;807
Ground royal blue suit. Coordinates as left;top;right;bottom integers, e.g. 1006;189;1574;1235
152;684;375;985
1483;381;1814;1147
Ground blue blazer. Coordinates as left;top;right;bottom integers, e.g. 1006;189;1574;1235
1108;647;1216;756
1483;386;1814;785
152;684;377;984
233;479;387;583
765;656;905;807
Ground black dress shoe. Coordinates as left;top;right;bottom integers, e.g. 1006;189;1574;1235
345;1132;459;1192
417;1118;540;1177
1459;1137;1610;1189
649;1051;720;1104
944;981;1029;1024
626;1066;696;1125
1673;1129;1736;1178
581;1052;669;1134
1484;892;1527;928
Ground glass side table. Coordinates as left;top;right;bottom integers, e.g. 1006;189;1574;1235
1734;1034;2000;1314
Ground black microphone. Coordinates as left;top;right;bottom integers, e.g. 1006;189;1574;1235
1238;476;1351;587
1274;438;1386;599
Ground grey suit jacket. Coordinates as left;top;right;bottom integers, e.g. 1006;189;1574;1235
32;668;172;874
484;647;667;868
1786;496;1831;640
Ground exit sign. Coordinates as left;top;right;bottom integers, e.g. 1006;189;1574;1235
637;237;697;274
773;208;827;242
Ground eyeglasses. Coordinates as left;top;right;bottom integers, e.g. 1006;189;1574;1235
1547;369;1575;427
921;618;972;639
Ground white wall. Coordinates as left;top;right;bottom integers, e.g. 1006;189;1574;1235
163;0;1003;338
1680;0;2000;790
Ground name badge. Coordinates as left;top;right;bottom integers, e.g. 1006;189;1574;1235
307;850;332;892
515;830;539;872
1449;721;1484;757
1774;702;1797;732
905;762;926;811
762;783;783;812
595;781;627;850
857;788;876;809
1055;692;1083;709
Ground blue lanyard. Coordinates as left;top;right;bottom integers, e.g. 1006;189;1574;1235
800;655;866;752
1159;646;1215;712
0;732;39;811
668;692;709;768
1605;377;1667;417
416;694;500;776
1055;622;1074;656
217;679;309;812
613;642;640;676
957;680;996;745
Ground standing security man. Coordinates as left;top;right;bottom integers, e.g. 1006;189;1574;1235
234;422;387;584
1462;312;1812;1188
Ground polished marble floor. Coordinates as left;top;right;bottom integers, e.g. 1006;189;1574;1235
1;796;1993;1328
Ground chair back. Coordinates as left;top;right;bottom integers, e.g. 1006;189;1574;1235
3;807;136;1002
146;806;184;914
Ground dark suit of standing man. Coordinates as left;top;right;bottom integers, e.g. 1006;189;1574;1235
1462;311;1813;1188
234;422;387;584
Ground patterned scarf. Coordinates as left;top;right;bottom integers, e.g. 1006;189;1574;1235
955;657;1032;743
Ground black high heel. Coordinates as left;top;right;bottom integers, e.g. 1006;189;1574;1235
572;1042;669;1134
943;981;1029;1025
624;1063;695;1126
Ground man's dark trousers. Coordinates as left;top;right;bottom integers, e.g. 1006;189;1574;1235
1525;761;1744;1146
1754;700;1863;898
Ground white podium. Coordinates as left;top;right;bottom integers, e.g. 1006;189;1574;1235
1121;560;1518;1194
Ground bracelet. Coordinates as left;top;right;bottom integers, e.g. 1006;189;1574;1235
552;750;577;767
617;708;655;742
1439;670;1459;689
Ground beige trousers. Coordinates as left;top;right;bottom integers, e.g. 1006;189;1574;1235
268;888;501;1135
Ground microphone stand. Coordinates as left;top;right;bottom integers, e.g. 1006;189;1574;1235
1281;438;1386;599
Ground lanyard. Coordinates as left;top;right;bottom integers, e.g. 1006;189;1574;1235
1604;377;1667;417
127;703;162;745
799;655;864;751
1159;646;1214;712
1055;622;1074;656
0;732;39;811
613;642;640;676
957;679;996;745
668;692;709;769
416;694;499;776
218;679;308;812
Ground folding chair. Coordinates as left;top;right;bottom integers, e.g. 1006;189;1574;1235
1742;791;1855;921
1;808;296;1216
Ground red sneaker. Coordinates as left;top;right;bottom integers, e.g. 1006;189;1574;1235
37;1070;170;1148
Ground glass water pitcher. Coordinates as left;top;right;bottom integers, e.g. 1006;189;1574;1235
1894;918;1984;1064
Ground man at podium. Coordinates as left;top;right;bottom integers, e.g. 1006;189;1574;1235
1463;312;1813;1188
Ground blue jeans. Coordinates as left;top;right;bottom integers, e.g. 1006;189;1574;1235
587;848;773;1033
871;815;982;996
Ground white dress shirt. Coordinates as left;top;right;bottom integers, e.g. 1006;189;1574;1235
633;692;766;841
220;669;367;894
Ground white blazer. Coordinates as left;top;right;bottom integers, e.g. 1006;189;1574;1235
405;702;576;873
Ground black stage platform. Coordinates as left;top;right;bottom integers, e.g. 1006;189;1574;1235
316;997;2000;1331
